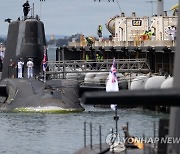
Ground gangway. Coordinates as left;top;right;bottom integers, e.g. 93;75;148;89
46;59;151;79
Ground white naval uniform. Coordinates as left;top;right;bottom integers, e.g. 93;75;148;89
165;27;172;40
27;60;34;78
171;27;176;41
17;61;24;78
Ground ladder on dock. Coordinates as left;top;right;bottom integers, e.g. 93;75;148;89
46;59;151;79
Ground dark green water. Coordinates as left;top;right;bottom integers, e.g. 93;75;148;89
0;105;168;154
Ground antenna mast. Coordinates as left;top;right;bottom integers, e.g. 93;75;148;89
116;0;122;13
146;0;157;16
40;0;45;19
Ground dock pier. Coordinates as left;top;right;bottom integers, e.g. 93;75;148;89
56;43;175;75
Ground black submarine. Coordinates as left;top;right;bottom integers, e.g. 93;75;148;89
0;9;84;113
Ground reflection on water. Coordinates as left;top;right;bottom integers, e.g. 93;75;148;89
0;105;168;154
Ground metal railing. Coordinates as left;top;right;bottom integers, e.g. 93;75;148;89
46;59;151;79
68;40;175;47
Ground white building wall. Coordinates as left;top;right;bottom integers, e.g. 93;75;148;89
115;15;149;42
149;16;177;41
114;15;178;42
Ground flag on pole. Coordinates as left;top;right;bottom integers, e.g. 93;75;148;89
42;51;47;72
106;58;119;92
106;58;119;110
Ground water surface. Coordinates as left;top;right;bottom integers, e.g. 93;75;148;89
0;105;168;154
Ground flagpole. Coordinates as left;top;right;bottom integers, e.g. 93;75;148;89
43;46;47;84
40;1;42;18
44;70;46;83
39;0;45;19
106;58;119;133
114;106;119;134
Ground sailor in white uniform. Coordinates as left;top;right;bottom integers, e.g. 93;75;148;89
27;58;34;78
171;26;176;41
17;58;24;78
165;26;172;40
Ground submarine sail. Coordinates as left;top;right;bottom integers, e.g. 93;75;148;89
2;17;46;79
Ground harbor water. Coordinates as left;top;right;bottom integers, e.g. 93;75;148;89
0;105;168;154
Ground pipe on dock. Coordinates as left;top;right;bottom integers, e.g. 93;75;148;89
81;88;180;106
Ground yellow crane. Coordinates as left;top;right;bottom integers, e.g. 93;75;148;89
169;3;179;11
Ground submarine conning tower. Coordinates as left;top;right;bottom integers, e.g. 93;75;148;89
2;17;46;79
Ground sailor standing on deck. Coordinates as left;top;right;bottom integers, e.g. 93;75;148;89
27;58;34;78
165;26;172;40
17;58;24;78
97;25;103;41
22;0;30;19
171;26;176;43
0;43;4;71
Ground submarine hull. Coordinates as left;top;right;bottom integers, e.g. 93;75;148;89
0;78;84;113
